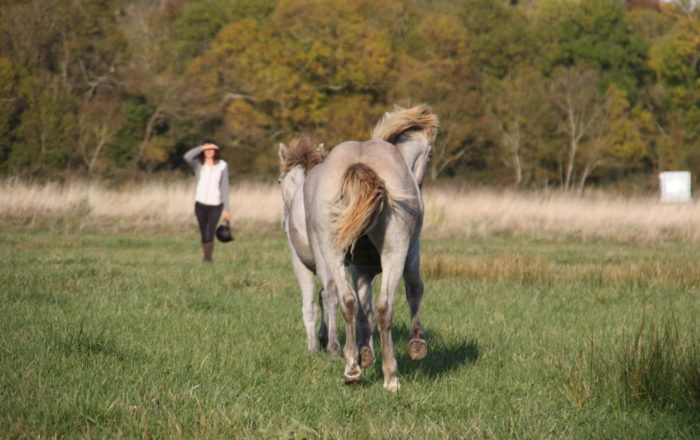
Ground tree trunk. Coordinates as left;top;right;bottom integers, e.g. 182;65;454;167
564;135;578;192
499;121;523;187
132;107;163;169
513;145;523;186
87;127;108;175
576;163;592;196
563;91;582;193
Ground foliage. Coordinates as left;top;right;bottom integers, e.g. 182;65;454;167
10;76;78;174
647;4;700;177
0;0;698;189
539;0;650;95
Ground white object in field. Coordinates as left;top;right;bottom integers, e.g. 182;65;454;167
659;171;691;203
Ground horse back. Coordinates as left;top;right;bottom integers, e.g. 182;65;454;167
319;140;420;201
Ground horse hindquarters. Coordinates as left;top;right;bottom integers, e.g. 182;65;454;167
332;163;414;389
318;163;394;385
330;163;389;252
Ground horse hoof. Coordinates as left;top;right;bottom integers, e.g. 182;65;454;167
408;338;428;360
344;366;362;385
344;374;362;385
383;377;400;391
359;346;375;368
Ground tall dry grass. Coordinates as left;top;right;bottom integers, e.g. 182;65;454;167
0;178;280;233
424;187;700;242
422;253;700;288
1;178;699;241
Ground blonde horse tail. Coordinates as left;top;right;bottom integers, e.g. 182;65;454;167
331;163;391;252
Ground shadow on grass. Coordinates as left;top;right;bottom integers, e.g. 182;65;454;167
365;322;480;383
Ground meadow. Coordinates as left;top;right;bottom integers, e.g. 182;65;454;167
1;180;699;438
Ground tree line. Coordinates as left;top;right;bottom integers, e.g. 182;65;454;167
1;0;698;191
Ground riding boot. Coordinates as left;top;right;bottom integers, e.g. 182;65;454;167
202;241;214;262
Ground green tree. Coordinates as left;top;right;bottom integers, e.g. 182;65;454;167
0;58;24;170
646;2;700;176
449;0;534;79
10;76;78;174
536;0;649;96
172;0;278;71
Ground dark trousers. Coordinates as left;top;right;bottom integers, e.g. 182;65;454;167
194;202;223;243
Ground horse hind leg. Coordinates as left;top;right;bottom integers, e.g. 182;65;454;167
404;247;428;360
317;288;328;350
320;283;341;357
323;258;361;384
377;256;409;391
352;266;376;368
340;282;362;385
315;232;361;383
404;280;428;360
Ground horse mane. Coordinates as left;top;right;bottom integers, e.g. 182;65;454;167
371;104;439;145
281;136;326;174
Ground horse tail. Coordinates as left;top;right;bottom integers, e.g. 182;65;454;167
330;163;400;252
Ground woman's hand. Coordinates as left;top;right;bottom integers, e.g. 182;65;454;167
222;210;231;222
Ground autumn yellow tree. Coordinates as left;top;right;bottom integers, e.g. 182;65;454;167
188;0;399;174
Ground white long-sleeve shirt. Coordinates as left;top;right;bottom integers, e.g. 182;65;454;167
195;161;227;206
183;146;231;211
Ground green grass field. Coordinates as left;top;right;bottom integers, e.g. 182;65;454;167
1;226;698;439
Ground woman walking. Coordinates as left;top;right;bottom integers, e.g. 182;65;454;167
184;139;231;262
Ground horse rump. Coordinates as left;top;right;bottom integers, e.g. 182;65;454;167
330;163;391;252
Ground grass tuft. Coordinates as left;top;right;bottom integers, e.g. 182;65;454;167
620;319;700;408
566;317;700;411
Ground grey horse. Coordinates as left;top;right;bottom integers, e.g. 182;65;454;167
278;136;341;355
304;105;438;390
